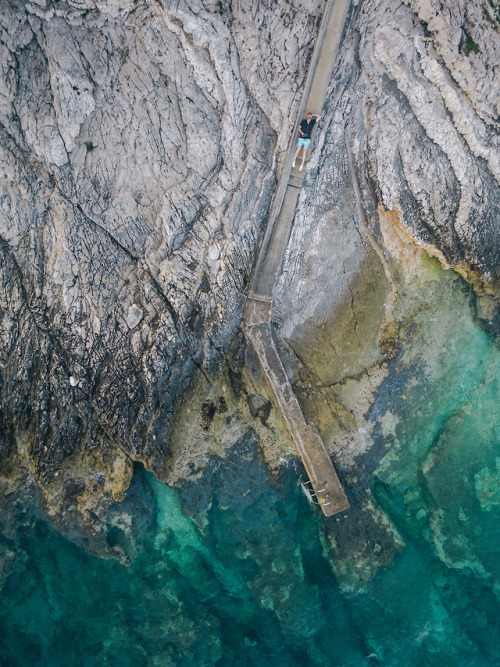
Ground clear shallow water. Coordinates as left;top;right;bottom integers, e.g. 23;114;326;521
1;265;500;666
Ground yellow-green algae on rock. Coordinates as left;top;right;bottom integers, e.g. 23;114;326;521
1;252;500;664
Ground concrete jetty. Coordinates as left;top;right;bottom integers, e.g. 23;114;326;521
244;299;349;516
243;0;352;516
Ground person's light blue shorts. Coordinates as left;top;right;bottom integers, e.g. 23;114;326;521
298;138;310;147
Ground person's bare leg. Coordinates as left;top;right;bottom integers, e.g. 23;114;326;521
293;145;301;167
299;146;307;170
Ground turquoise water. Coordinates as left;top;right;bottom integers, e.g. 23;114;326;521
1;266;500;666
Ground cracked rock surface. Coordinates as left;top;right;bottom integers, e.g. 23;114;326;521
276;0;500;356
0;0;323;545
1;0;499;554
272;0;500;583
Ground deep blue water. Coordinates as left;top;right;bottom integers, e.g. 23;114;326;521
1;266;500;666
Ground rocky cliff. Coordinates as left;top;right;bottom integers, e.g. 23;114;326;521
273;0;500;469
276;0;500;343
272;0;500;587
0;0;499;556
0;0;324;547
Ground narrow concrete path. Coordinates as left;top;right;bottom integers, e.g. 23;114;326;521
245;311;349;516
253;0;351;298
244;0;352;516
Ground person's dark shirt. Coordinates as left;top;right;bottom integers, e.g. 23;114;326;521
300;117;317;139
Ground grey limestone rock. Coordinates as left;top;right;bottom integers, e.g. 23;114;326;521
275;0;500;365
272;0;499;583
0;0;324;532
126;303;143;330
1;0;499;549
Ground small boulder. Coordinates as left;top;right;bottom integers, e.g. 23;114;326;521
126;304;144;329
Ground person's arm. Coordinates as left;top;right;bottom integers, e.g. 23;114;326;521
312;114;321;120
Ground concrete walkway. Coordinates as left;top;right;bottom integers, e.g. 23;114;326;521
244;304;349;516
253;0;352;299
244;0;352;516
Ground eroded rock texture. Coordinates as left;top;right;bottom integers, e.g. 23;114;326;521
276;0;500;357
0;0;499;555
0;0;324;540
272;0;499;586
